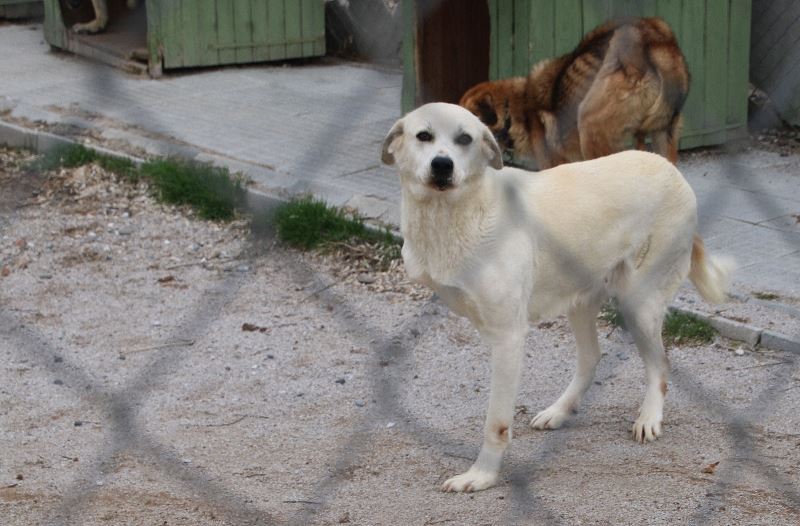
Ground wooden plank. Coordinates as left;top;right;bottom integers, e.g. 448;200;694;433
703;0;729;144
401;0;416;111
582;0;610;34
179;0;202;67
638;0;658;17
284;0;303;59
513;0;530;75
489;0;499;79
43;0;65;49
727;0;751;127
496;0;514;77
300;0;315;57
250;0;270;62
157;0;180;68
214;0;236;65
311;0;326;56
554;0;582;55
679;0;705;144
266;0;287;61
656;0;683;36
529;0;555;63
233;0;254;63
191;0;217;67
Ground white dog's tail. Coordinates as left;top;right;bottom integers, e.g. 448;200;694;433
688;234;735;304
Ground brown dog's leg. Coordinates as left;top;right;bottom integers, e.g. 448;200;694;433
528;112;554;169
634;132;647;151
652;116;682;164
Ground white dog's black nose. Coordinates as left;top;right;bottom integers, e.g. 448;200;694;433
431;156;454;189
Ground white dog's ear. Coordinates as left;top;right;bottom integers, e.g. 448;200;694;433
381;119;404;165
482;128;504;170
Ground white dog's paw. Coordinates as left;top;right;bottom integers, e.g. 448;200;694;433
530;405;571;430
632;415;662;443
441;468;498;493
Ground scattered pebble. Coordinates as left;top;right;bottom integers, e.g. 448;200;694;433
335;378;346;385
356;273;376;284
354;400;366;407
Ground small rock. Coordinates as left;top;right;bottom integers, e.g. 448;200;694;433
182;458;192;464
53;379;63;386
335;378;346;385
53;356;63;363
117;226;134;236
236;264;250;273
735;348;745;356
39;274;52;280
356;273;376;284
386;422;396;428
354;400;366;407
74;420;83;427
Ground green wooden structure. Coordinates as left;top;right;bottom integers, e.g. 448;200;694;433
44;0;325;76
0;0;42;19
403;0;752;150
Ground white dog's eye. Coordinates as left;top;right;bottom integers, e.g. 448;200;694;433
455;133;473;146
416;131;433;142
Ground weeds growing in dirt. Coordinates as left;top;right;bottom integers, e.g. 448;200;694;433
33;144;244;220
139;159;245;221
600;302;717;346
274;196;401;270
662;311;717;346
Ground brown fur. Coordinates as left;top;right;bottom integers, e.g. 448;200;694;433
459;17;690;169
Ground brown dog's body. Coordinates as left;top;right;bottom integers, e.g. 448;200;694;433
459;17;690;169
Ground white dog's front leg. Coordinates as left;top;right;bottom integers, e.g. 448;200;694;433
442;329;525;492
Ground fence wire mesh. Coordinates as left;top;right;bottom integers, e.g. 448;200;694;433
0;2;799;525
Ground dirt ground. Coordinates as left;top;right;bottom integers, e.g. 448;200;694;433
1;148;799;525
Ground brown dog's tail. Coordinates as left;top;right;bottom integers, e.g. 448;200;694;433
688;234;735;304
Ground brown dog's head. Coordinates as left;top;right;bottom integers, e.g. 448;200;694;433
459;78;527;158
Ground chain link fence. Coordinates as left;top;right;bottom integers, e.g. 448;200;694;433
1;2;799;525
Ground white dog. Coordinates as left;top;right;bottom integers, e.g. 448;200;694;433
381;103;733;493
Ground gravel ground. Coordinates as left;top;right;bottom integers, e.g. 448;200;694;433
1;148;799;525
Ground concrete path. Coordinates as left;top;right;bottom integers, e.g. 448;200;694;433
1;22;799;348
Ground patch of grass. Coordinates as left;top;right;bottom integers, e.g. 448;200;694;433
662;311;717;347
599;303;717;347
140;158;246;221
33;144;98;171
32;144;139;180
753;291;780;301
599;302;625;328
274;196;401;268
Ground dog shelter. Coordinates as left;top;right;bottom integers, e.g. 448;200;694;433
43;0;326;76
402;0;752;150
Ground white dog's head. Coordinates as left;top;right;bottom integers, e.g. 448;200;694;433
381;103;503;199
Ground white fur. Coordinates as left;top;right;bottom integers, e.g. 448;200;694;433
381;103;733;493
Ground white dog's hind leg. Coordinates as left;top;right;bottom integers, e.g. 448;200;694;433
442;327;526;493
621;298;669;443
531;296;603;430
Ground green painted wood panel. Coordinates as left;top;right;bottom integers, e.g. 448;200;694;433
267;0;287;61
155;0;325;69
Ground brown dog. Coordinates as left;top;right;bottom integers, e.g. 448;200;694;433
459;17;690;169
